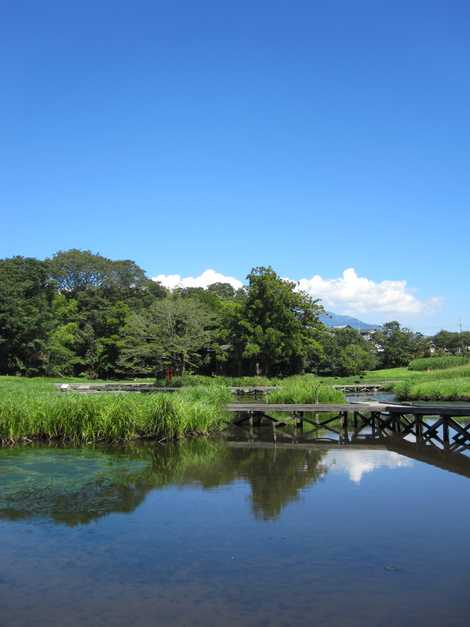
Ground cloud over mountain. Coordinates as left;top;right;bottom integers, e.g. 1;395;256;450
296;268;440;315
153;267;439;317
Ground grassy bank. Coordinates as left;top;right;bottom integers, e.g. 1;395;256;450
328;363;470;402
408;355;470;371
0;378;231;445
394;378;470;401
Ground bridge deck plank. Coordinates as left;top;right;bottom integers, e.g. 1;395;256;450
227;402;470;416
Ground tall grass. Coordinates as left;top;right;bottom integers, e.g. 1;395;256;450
408;355;470;371
267;375;345;404
0;380;231;445
395;378;470;401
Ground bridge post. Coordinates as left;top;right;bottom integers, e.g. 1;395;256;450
249;411;254;439
443;417;450;449
341;411;349;443
353;411;358;430
415;415;423;442
371;412;377;438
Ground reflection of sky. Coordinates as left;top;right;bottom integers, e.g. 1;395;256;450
323;450;412;483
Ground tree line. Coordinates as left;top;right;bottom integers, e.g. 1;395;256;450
0;249;448;379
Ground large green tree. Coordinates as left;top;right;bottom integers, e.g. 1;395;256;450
120;296;219;376
237;267;324;376
318;326;377;375
47;249;150;293
375;321;425;368
0;257;54;374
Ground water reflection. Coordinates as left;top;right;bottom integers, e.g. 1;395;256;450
323;449;412;483
0;442;328;524
0;435;468;527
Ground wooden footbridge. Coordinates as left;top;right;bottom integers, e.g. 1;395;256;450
228;402;470;446
227;402;470;479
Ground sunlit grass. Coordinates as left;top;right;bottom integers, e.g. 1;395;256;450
0;378;231;445
408;355;470;371
267;375;345;404
395;378;470;401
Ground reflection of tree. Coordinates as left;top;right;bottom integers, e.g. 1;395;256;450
0;441;328;525
142;441;328;520
233;447;326;520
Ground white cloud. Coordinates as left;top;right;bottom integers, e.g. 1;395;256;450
295;268;440;316
323;450;412;483
153;268;243;291
153;267;439;317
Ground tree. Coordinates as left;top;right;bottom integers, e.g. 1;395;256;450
237;267;324;376
316;326;376;375
0;257;54;374
375;321;425;368
120;296;219;376
47;249;149;293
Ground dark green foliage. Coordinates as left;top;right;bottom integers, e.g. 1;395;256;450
317;326;377;376
0;257;55;375
47;249;150;293
120;297;219;377
433;330;470;355
373;321;426;369
0;250;451;379
237;267;324;376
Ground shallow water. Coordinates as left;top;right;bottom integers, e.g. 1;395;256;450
1;439;469;627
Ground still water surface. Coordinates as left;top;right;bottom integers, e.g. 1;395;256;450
1;438;469;627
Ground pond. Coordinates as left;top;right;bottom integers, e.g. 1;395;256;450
1;437;469;627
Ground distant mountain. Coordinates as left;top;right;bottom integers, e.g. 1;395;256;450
320;312;380;331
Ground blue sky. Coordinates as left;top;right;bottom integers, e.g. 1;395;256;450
1;1;469;333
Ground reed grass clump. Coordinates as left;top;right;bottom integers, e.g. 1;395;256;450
267;375;345;404
0;381;231;446
408;355;470;371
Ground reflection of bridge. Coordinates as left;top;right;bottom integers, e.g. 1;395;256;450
228;402;470;479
